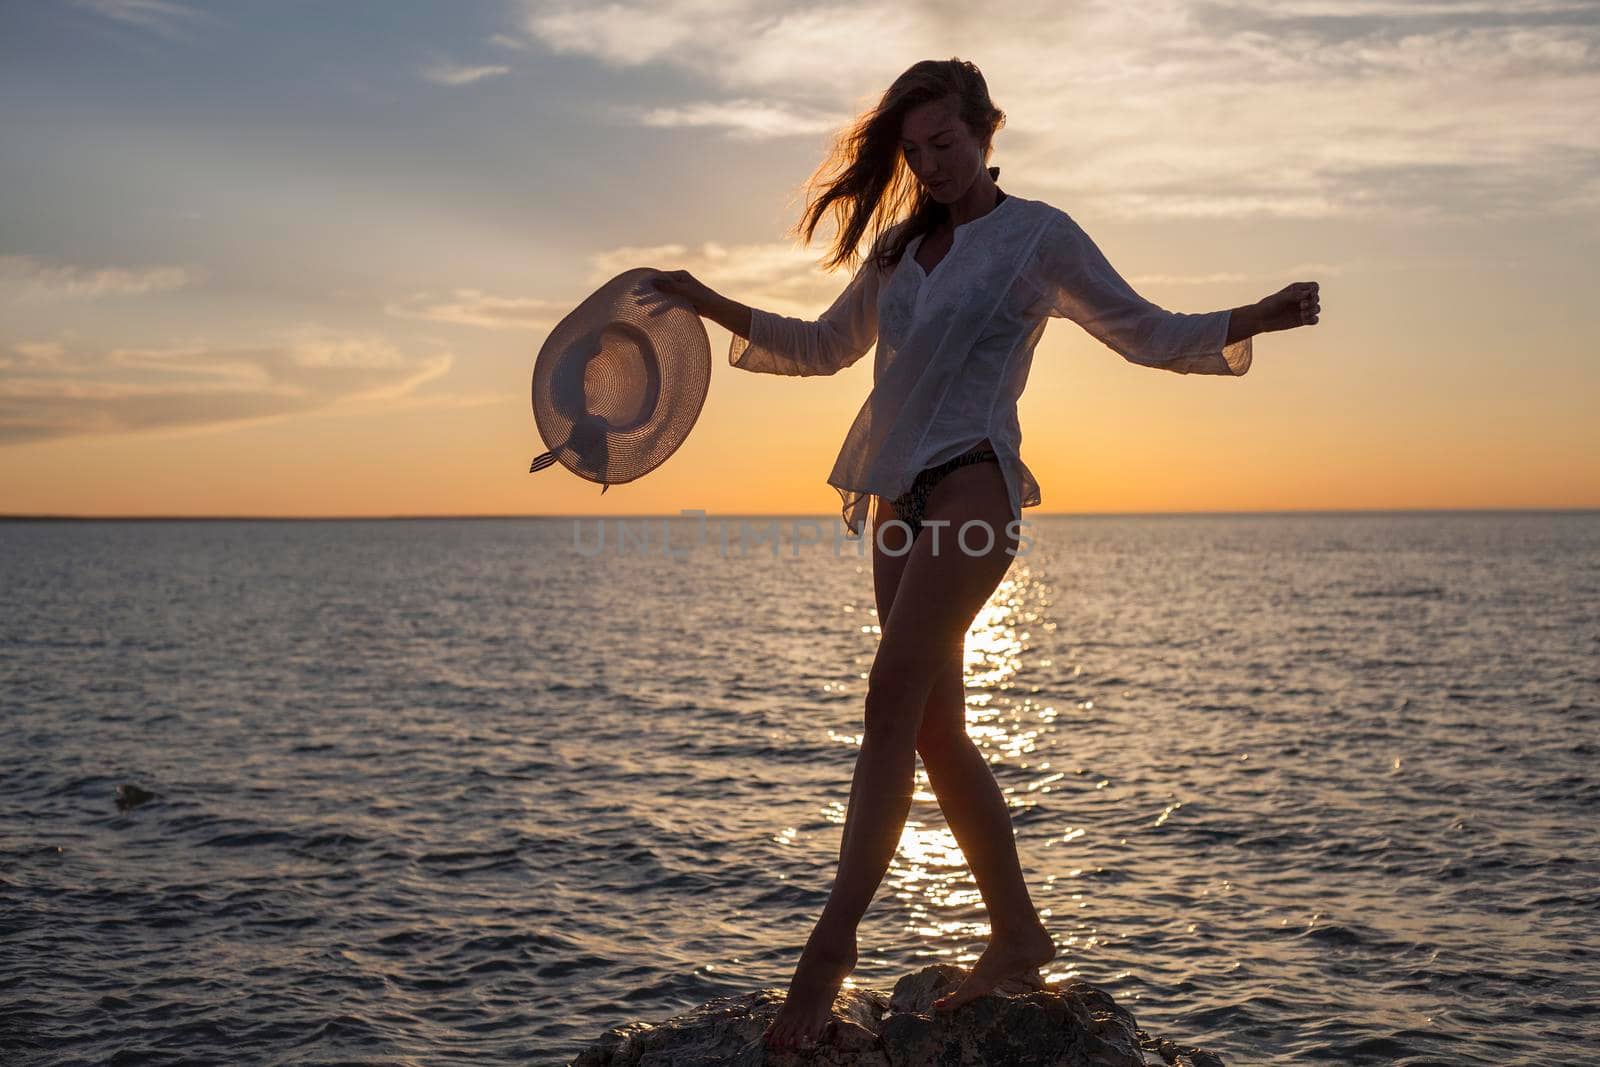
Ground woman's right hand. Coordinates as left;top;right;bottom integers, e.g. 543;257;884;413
637;269;719;317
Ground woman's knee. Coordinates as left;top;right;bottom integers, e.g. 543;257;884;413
863;667;914;738
914;667;968;757
916;716;971;761
864;651;951;738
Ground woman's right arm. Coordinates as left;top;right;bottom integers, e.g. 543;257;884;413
723;255;885;377
648;243;888;378
697;293;753;342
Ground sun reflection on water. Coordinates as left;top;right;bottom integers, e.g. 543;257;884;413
892;570;1048;945
782;567;1068;953
888;820;978;947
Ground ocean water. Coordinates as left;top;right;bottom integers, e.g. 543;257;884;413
1;512;1595;1066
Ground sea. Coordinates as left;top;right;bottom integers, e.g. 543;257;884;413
1;511;1595;1066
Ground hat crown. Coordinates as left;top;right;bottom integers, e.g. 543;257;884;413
585;321;662;432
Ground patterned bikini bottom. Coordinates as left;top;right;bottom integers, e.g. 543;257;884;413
886;446;1001;542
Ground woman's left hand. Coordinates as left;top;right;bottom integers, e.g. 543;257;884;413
1258;281;1320;333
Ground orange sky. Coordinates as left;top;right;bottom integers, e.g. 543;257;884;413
3;2;1597;516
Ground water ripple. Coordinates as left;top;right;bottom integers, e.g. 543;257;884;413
2;512;1597;1064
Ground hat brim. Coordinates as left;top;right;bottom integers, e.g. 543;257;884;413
531;267;711;488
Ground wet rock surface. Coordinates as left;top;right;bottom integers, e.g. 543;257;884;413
573;963;1226;1065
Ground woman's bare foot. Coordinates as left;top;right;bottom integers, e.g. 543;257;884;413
932;922;1056;1011
762;929;859;1049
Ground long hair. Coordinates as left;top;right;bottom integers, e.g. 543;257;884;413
789;58;1007;275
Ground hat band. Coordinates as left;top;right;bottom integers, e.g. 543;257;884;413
530;449;609;494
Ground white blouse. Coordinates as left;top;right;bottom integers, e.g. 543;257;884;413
728;192;1253;539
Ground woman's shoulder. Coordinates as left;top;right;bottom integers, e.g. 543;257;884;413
1012;194;1071;228
1009;198;1089;261
861;217;917;271
875;216;917;248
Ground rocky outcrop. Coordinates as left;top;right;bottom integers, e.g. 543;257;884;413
574;963;1226;1066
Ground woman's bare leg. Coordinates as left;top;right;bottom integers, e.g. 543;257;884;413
918;660;1055;1010
894;481;1054;1009
763;461;1029;1048
878;490;1052;987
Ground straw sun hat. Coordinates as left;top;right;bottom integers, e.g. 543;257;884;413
528;267;711;493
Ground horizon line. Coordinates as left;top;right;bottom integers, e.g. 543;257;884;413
2;507;1597;522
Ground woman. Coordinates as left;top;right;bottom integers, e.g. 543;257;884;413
644;57;1320;1050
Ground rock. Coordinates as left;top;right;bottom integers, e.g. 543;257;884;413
573;986;889;1066
574;964;1227;1066
1135;1029;1226;1067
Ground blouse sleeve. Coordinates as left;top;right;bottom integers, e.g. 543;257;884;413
1027;209;1252;376
728;244;886;377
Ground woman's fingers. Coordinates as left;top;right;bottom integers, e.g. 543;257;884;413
644;269;695;297
635;270;708;319
1295;280;1320;325
640;271;682;297
633;275;681;319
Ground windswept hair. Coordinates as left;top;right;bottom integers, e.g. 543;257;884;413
787;58;1007;275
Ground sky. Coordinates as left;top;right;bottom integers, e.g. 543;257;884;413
1;0;1596;518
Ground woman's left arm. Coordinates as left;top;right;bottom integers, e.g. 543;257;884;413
1027;209;1308;376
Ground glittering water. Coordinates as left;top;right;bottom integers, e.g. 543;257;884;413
2;512;1596;1066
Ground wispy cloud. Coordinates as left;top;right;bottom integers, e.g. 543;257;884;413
70;0;213;43
577;238;894;316
582;237;1354;318
519;0;709;67
420;61;512;86
387;236;914;332
385;289;564;330
514;0;1600;224
0;330;454;445
518;0;921;85
0;255;199;300
616;98;843;140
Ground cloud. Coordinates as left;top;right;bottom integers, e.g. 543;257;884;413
519;0;710;67
580;237;897;315
0;255;199;300
616;98;844;140
420;62;513;86
513;0;1600;223
70;0;213;43
518;0;930;86
385;289;566;330
388;240;896;335
7;341;71;369
1204;0;1593;18
581;236;1357;320
0;330;455;445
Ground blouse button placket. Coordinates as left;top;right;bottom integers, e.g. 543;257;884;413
913;228;963;320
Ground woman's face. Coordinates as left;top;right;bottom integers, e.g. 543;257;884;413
899;97;986;203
